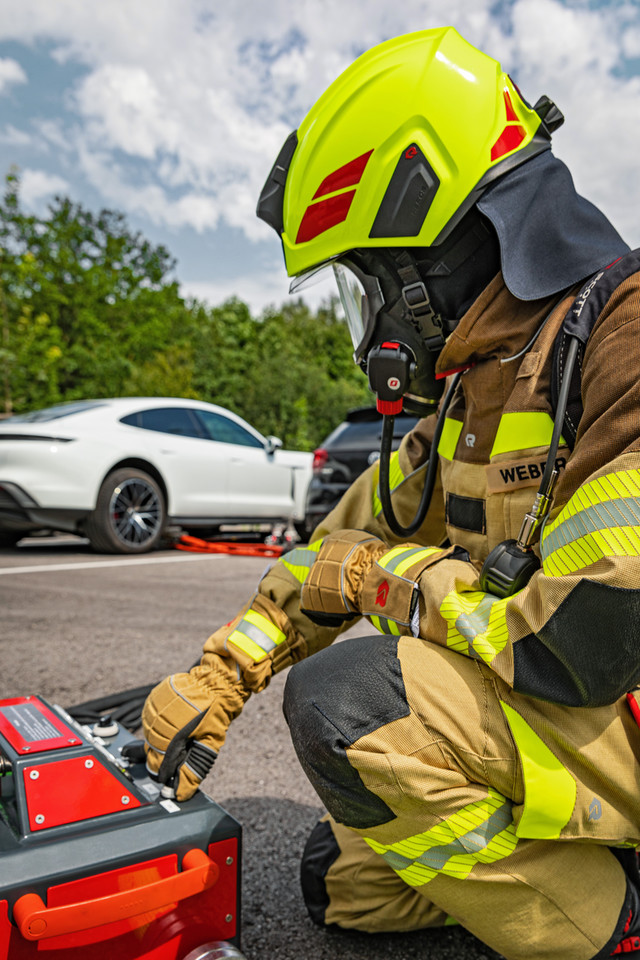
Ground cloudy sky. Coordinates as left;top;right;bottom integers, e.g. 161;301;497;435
0;0;639;314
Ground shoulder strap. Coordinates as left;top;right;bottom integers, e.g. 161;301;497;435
551;248;640;450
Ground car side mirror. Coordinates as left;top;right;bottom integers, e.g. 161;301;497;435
265;435;283;455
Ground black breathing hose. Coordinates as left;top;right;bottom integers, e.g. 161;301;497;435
540;336;579;496
379;372;463;538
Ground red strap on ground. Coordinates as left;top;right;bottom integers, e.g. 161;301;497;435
175;535;285;558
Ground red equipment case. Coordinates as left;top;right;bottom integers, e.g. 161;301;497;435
0;696;244;960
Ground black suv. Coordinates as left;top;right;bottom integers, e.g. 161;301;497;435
304;407;419;535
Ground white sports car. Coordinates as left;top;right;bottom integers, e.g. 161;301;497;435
0;398;313;554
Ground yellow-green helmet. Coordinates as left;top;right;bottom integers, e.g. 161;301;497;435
257;26;562;278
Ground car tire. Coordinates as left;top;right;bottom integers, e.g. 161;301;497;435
84;468;166;554
0;530;22;548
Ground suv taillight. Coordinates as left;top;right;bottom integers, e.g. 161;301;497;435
312;448;328;474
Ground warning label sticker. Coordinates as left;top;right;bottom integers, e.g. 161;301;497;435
0;703;61;743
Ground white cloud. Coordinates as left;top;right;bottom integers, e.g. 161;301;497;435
1;0;640;304
0;124;31;146
183;260;336;316
19;168;70;204
0;57;26;95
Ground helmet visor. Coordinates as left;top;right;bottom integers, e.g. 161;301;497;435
289;260;379;357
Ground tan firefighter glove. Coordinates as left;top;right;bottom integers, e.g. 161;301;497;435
301;530;453;634
142;653;250;801
143;593;305;801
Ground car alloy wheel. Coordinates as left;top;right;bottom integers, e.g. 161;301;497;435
109;477;162;548
85;467;166;554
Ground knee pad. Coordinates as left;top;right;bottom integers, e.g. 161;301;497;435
300;819;341;926
283;633;409;829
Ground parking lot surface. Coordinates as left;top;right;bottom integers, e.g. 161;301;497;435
0;536;503;960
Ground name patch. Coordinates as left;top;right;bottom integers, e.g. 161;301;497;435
486;453;567;494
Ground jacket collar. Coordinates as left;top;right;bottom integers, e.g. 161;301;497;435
436;272;563;375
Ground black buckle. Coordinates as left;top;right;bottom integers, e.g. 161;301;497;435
402;281;432;316
401;281;444;351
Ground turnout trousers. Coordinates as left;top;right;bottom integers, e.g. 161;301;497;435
284;633;640;960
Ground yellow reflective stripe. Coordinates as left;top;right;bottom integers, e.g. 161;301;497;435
500;701;576;839
369;615;401;635
440;589;510;664
243;609;286;646
280;540;323;584
376;545;408;567
227;608;287;661
438;417;463;461
490;411;560;459
364;787;517;887
394;547;440;577
541;468;640;576
388;451;404;489
227;631;268;661
377;545;440;577
373;452;405;518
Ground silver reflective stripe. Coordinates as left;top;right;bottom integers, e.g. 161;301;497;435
541;496;640;559
280;541;323;584
236;617;278;654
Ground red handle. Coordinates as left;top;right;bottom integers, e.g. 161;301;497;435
14;848;219;941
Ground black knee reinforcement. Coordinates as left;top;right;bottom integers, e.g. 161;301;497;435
283;633;410;829
592;851;640;957
300;819;341;926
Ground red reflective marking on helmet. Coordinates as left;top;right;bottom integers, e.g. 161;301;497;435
312;150;373;200
296;191;356;243
490;124;526;162
503;89;519;122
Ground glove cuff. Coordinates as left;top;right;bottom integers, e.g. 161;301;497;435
300;531;386;618
360;545;448;630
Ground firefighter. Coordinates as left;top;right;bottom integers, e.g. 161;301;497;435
143;27;640;959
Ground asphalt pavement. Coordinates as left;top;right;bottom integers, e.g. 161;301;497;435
0;536;503;960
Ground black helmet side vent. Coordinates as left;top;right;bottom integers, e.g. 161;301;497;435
256;130;298;235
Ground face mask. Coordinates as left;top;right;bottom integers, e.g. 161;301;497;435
291;258;446;413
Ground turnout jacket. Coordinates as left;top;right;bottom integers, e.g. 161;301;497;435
209;270;640;708
181;268;640;845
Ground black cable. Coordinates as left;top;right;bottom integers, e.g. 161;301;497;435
540;336;579;495
379;372;462;538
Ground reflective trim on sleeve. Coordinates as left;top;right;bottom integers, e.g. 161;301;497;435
377;545;441;577
364;787;517;887
490;411;561;460
437;417;463;461
541;469;640;576
369;614;402;636
227;608;287;661
280;539;323;584
500;701;576;839
373;452;405;517
440;590;510;664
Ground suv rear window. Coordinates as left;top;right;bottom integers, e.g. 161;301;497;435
324;411;418;449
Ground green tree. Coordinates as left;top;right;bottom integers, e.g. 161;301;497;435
0;168;373;449
0;171;193;413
